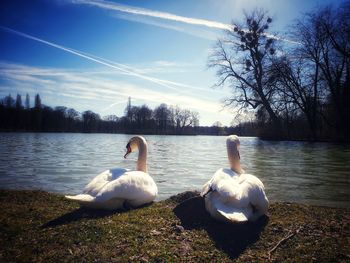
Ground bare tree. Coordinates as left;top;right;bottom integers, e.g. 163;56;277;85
136;105;153;128
209;9;281;129
67;108;80;120
153;103;170;132
292;3;350;138
270;56;321;139
191;111;200;128
103;115;119;122
34;94;42;109
67;108;80;131
25;93;30;109
4;94;15;108
15;94;23;109
170;105;199;134
322;2;350;59
82;110;100;132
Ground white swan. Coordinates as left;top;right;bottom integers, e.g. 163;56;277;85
65;136;157;210
201;135;268;223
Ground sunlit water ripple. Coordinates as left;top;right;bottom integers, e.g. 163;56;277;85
0;133;349;208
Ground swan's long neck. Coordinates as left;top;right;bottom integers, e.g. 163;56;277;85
136;139;148;173
227;141;243;174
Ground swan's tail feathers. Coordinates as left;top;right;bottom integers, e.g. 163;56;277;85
65;194;95;204
216;202;252;223
218;209;249;222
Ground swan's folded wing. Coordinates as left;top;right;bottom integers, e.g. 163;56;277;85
201;170;224;197
250;188;269;219
94;171;157;203
211;178;241;203
207;168;241;202
83;168;129;196
244;174;269;215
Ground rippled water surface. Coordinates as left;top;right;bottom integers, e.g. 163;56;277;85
0;133;349;207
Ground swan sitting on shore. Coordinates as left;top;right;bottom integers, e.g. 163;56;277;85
65;136;157;210
201;135;268;223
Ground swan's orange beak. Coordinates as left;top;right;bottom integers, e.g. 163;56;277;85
124;143;131;159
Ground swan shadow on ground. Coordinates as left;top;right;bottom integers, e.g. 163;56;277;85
173;193;269;259
42;202;152;228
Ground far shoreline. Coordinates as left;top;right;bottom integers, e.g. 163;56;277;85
1;130;349;143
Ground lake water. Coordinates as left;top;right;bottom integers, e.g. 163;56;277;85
0;133;349;208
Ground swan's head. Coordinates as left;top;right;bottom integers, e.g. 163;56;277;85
226;135;243;174
124;136;147;158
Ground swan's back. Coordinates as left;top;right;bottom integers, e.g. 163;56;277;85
202;168;268;222
203;168;242;203
94;170;157;205
83;168;129;196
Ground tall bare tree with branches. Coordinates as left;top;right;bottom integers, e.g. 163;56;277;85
208;9;282;133
290;3;350;139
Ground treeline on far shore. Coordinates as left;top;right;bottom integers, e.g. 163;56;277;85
0;94;257;136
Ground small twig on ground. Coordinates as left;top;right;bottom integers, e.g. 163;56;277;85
268;225;303;260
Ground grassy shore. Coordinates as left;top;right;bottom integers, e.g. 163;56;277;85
0;190;349;262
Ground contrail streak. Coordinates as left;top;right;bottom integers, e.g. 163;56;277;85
73;0;300;44
102;100;126;111
71;48;210;92
0;26;202;92
73;0;231;30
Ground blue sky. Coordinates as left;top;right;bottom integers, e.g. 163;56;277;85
0;0;344;126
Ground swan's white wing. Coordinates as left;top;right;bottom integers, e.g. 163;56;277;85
241;174;269;221
94;171;157;204
83;168;129;196
208;168;241;202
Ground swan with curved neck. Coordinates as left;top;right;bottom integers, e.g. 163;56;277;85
201;135;268;223
124;136;148;173
65;136;157;210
